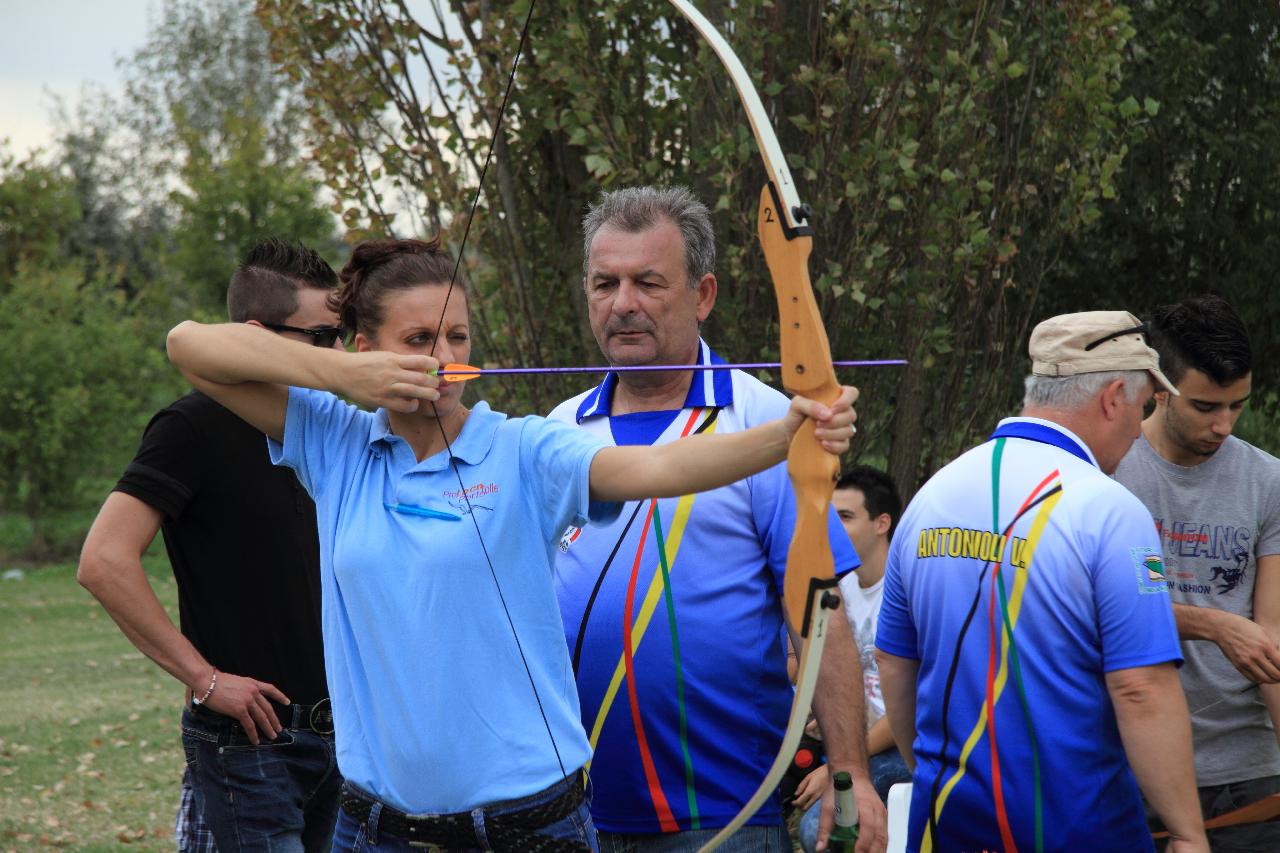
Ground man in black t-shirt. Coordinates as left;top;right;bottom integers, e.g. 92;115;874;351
78;240;345;852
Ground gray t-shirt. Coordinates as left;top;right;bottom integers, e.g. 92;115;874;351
1114;433;1280;786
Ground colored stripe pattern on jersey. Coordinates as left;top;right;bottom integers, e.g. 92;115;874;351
550;341;859;834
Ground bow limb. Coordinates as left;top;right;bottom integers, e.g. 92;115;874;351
666;3;845;850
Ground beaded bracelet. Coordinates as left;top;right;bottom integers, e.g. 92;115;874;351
192;669;218;706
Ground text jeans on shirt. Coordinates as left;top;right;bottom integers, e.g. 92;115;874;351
181;705;342;853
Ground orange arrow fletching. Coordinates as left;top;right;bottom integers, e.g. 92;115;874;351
437;363;482;383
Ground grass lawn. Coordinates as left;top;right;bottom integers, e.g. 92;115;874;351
0;558;184;851
0;556;814;852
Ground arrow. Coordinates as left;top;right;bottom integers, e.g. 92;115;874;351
435;359;906;382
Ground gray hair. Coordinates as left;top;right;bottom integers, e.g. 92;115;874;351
581;186;715;288
1022;370;1150;410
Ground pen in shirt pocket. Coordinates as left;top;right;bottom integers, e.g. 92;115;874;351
384;503;463;521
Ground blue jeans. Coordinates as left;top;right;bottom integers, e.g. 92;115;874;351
332;774;598;852
182;704;342;852
799;749;911;853
597;824;789;852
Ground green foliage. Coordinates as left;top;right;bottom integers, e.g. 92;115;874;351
0;262;179;558
170;107;337;309
118;0;315;209
1052;3;1280;456
48;0;341;318
0;152;81;285
0;1;345;558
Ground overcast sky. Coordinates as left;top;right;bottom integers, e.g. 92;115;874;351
0;0;155;156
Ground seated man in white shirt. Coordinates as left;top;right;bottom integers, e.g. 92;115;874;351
800;466;911;852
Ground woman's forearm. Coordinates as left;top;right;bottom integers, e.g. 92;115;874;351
166;321;345;390
589;419;792;502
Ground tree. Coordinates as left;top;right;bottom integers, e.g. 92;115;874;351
0;266;176;561
1053;2;1280;453
0;149;80;286
169;108;338;308
49;0;340;317
0;155;180;558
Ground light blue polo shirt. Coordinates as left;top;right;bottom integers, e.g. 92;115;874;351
877;417;1181;852
269;387;618;813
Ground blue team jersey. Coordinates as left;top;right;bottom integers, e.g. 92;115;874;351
550;340;859;833
877;417;1181;853
270;388;617;813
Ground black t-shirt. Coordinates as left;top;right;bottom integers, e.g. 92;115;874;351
114;391;327;704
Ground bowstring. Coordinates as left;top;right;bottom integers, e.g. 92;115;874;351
425;0;568;782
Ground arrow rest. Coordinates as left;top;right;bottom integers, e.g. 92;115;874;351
766;181;815;239
799;576;841;639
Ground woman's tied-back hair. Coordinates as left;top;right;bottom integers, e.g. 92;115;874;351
1146;294;1252;387
227;239;338;324
332;237;458;338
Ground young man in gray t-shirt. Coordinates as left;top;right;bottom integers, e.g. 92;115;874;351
1114;295;1280;851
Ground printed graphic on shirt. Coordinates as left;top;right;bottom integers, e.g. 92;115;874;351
1210;554;1249;594
1131;546;1169;594
443;481;499;516
916;527;1032;569
852;612;882;724
1152;517;1252;596
559;526;582;553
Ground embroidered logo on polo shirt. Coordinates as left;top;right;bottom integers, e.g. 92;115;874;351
442;482;500;516
559;526;582;553
1131;546;1169;594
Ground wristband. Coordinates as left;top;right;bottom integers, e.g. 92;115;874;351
192;669;218;706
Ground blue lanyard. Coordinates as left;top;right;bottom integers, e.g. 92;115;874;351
988;421;1094;467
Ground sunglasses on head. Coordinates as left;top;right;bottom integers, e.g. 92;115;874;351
262;322;346;348
1084;322;1148;351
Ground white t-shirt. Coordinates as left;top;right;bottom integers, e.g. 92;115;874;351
838;572;885;725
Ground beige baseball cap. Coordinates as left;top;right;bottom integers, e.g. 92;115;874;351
1029;310;1179;395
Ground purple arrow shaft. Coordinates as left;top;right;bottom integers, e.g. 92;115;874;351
439;359;906;377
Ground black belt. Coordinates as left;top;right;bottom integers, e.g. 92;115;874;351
339;775;589;852
273;698;334;735
189;697;334;735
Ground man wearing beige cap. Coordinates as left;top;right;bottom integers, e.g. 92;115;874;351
1114;295;1280;851
876;311;1207;852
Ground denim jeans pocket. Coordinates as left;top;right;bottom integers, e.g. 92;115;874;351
220;728;297;752
180;721;220;745
332;808;368;852
517;800;596;850
180;738;199;771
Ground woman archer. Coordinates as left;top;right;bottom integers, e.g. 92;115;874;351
165;237;857;852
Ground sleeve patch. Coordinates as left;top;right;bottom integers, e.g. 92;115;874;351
1131;546;1169;594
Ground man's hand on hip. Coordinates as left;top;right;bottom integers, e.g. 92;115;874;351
200;670;290;744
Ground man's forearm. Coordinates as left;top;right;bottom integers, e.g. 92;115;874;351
1173;602;1228;641
79;552;210;691
876;650;919;771
866;714;896;756
1107;664;1206;844
811;612;870;777
78;494;213;692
